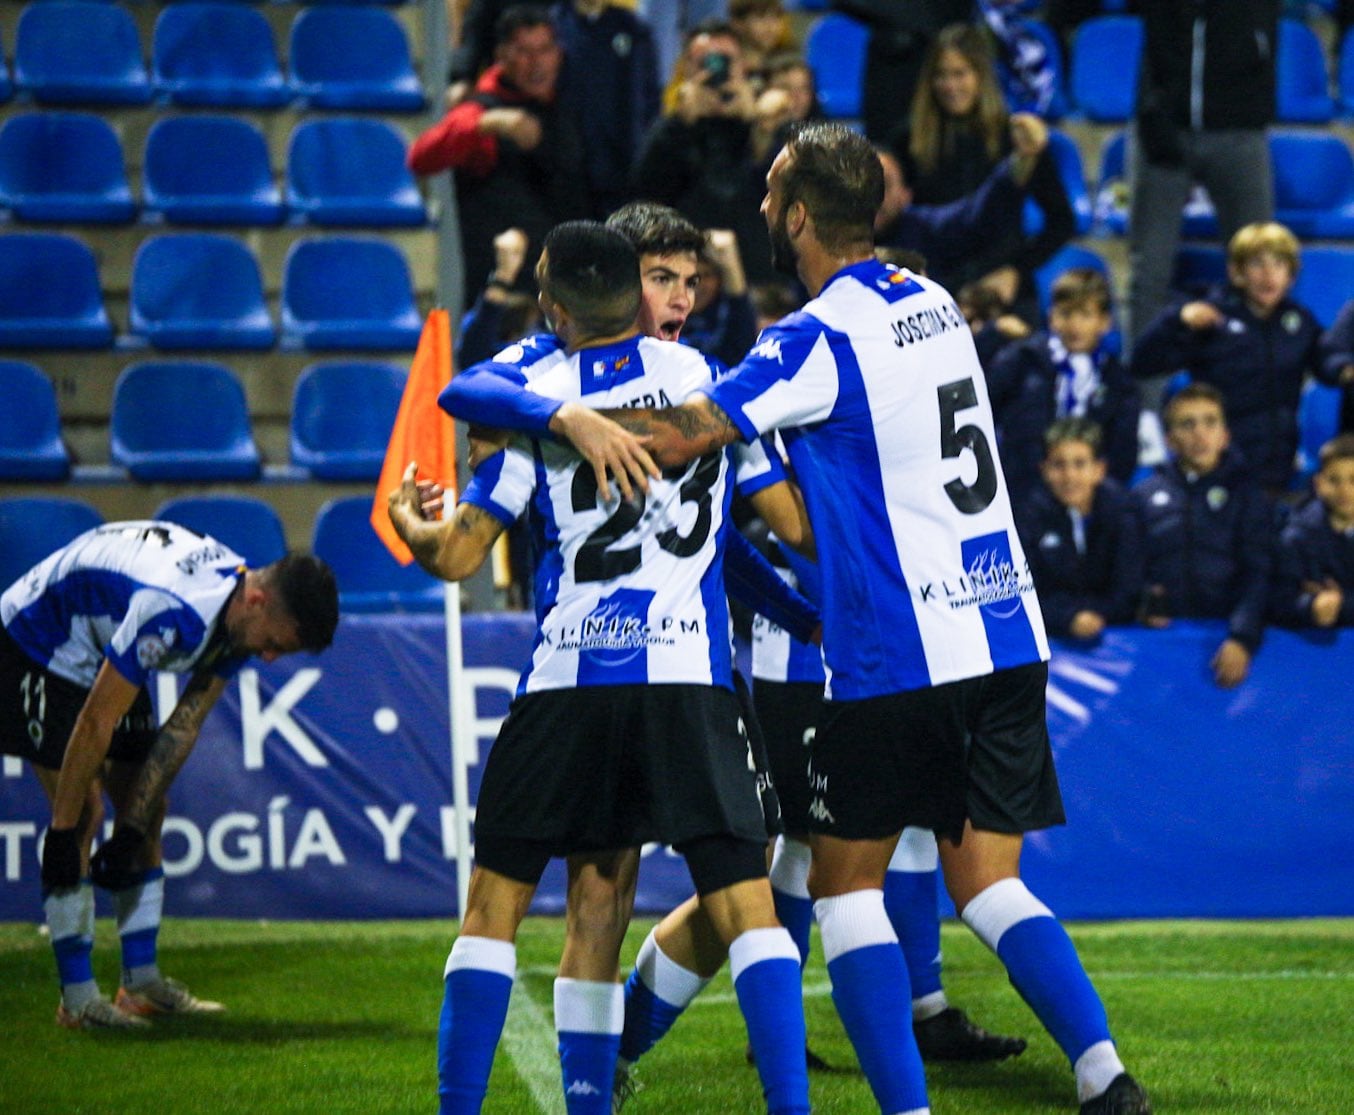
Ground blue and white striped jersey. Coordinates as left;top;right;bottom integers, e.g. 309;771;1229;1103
1;521;247;689
462;334;739;695
708;259;1049;700
750;538;827;686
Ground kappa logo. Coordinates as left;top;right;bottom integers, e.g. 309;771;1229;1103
566;1080;601;1097
807;797;835;824
749;336;783;364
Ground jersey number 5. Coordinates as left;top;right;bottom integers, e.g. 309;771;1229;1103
938;377;997;515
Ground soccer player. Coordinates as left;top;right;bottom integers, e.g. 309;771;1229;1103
387;221;810;1115
563;122;1152;1114
1;524;338;1029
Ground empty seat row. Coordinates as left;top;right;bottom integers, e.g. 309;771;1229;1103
1;357;408;483
0;232;423;351
0;494;443;614
1093;129;1354;241
10;2;423;111
0;113;426;227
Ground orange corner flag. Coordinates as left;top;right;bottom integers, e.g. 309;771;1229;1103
371;308;456;565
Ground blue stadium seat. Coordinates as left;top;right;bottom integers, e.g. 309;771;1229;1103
281;237;421;350
153;494;287;567
0;111;135;223
1277;17;1334;124
1292;246;1354;328
1295;380;1344;484
1025;127;1091;235
143;115;285;226
312;496;443;613
1270;131;1354;239
803;13;868;120
111;360;262;482
1170;244;1226;296
152;3;291;109
291;360;405;481
287;118;426;227
1069;15;1141;122
14;1;152;106
288;8;424;111
0;360;70;481
130;234;276;350
0;41;11;105
1338;27;1354;115
0;233;113;349
0;497;102;590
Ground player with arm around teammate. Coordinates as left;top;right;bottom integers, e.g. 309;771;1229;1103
586;122;1152;1115
388;221;810;1115
1;524;338;1029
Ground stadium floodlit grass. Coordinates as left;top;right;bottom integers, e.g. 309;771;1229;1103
1;917;1351;1113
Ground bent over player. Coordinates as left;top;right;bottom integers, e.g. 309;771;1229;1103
1;523;337;1028
388;221;810;1115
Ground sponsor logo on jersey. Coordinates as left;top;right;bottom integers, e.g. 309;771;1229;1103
176;541;230;575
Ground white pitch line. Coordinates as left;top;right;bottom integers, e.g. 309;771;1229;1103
502;978;565;1114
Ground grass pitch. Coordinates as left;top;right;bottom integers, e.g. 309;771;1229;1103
0;917;1350;1113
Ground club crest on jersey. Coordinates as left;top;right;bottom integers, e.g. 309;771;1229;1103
136;633;170;669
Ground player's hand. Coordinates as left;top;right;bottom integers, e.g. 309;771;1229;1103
550;402;658;504
1211;637;1251;688
1069;611;1106;640
1180;301;1224;331
90;825;146;891
467;426;512;470
389;462;441;533
1309;580;1343;627
41;825;81;891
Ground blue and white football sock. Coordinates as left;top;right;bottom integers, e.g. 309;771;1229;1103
45;879;98;1010
438;936;515;1114
962;878;1124;1102
816;891;930;1115
769;835;814;967
617;928;710;1067
114;867;165;988
555;979;623;1114
729;927;811;1115
884;828;946;1021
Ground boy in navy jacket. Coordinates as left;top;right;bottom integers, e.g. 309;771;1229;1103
1271;434;1354;629
1132;384;1275;687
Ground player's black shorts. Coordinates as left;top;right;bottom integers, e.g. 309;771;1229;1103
473;683;768;884
0;625;157;771
734;670;782;839
806;661;1063;844
752;678;822;836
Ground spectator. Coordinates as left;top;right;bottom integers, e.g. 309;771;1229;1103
988;267;1140;503
751;281;801;332
829;0;973;143
1317;298;1354;435
729;0;796;87
1132;383;1274;688
455;228;543;369
1127;0;1278;348
683;229;759;366
447;0;516;104
1016;418;1145;641
763;53;823;125
958;279;1031;368
408;5;588;310
891;21;1075;324
631;21;778;283
1271;434;1354;629
553;0;661;216
640;0;729;95
1130;221;1323;495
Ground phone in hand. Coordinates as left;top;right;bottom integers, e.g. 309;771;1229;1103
701;52;731;88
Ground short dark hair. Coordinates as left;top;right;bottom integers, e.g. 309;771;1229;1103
1050;268;1112;315
685;19;739;49
1043;417;1104;458
605;202;704;260
541;221;641;335
1163;382;1227;426
495;4;554;46
1318;432;1354;471
782;122;882;254
264;553;339;653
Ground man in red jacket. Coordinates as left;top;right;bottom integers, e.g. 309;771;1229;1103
408;5;588;309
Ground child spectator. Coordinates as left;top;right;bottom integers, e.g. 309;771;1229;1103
1317;297;1354;435
1130;221;1324;495
1016;418;1144;641
1271;434;1354;629
729;0;795;87
455;227;543;368
987;268;1140;503
1132;384;1275;688
959;280;1030;368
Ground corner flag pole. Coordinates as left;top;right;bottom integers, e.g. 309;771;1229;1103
370;308;472;919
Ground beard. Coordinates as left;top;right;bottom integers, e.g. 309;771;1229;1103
768;208;798;278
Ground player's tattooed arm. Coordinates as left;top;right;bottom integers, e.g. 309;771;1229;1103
600;397;741;469
118;671;227;833
388;462;505;581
